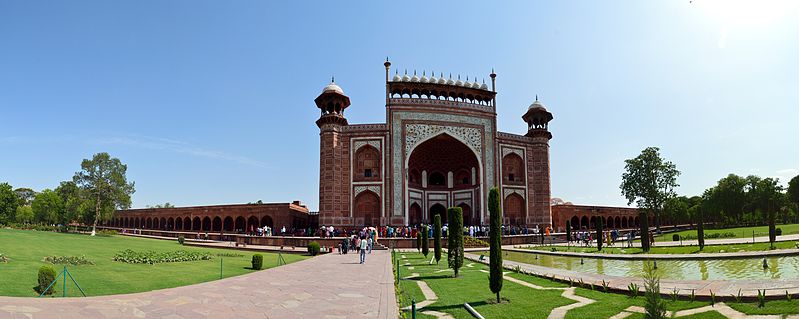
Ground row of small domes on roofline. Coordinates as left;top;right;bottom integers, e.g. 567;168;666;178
391;70;490;90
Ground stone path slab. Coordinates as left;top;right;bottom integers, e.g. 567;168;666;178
0;251;398;319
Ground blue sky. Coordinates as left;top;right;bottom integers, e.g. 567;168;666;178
1;1;798;210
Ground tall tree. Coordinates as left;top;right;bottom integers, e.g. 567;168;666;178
73;153;135;236
433;214;442;265
447;206;464;278
421;225;429;258
0;183;19;225
620;147;680;245
55;181;86;225
488;187;503;303
565;220;572;244
789;175;799;211
14;187;37;206
697;205;705;251
15;205;34;224
31;189;63;225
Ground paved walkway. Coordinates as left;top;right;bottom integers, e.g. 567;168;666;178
0;250;398;319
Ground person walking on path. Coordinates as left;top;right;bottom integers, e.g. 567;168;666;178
359;236;368;264
367;236;373;254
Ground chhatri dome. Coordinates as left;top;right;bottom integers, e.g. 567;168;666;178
322;80;344;95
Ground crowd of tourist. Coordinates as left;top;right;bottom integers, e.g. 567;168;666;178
568;229;642;248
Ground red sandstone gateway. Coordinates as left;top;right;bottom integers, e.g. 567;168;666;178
316;60;553;228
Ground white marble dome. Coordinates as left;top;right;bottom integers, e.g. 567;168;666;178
322;82;344;94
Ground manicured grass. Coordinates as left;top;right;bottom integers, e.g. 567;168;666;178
394;251;799;318
524;240;798;255
0;228;308;297
661;223;799;240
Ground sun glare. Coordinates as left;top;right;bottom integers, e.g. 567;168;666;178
695;0;799;27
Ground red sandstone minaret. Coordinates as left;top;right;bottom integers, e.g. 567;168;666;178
522;96;554;226
315;79;350;225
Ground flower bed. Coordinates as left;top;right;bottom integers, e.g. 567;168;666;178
112;249;213;264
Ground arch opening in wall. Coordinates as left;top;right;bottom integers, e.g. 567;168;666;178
175;217;183;230
503;193;525;225
353;191;380;227
193;217;202;230
247;216;259;233
458;203;473;226
502;153;525;186
429;203;447;224
235;216;246;233
223;217;233;232
261;216;274;229
354;145;381;182
409;203;422;226
212;217;222;231
570;216;580;229
580;216;589;230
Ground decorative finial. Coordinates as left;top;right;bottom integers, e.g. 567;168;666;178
413;70;416;75
386;56;389;62
405;69;407;75
422;70;425;76
536;94;538;101
331;76;335;83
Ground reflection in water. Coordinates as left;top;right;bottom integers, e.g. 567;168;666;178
498;251;799;281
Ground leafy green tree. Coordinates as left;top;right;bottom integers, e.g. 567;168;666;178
789;175;799;210
433;214;442;265
0;183;18;225
14;187;36;206
55;181;86;225
447;206;464;278
620;147;680;251
596;217;604;251
664;196;689;225
16;205;33;224
421;225;429;258
703;174;747;224
31;189;63;225
488;187;503;303
73;152;135;235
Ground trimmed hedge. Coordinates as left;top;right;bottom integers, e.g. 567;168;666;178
307;241;321;256
38;265;57;295
776;228;783;236
251;254;263;270
178;235;185;245
464;236;489;248
672;234;680;242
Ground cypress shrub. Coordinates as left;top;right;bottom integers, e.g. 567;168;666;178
596;218;604;251
307;241;321;256
421;225;429;258
643;261;667;319
433;214;442;265
251;254;263;270
416;232;422;252
37;265;57;295
177;235;185;245
640;212;650;252
488;187;503;303
768;210;777;248
697;214;705;251
565;220;571;243
447;206;464;278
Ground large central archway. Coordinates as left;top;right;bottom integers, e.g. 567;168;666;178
406;133;481;226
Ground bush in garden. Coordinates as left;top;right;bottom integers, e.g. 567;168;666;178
776;228;782;236
672;234;680;241
251;254;263;270
178;235;185;245
37;265;57;295
307;241;321;256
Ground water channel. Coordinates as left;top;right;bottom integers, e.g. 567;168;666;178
496;250;799;281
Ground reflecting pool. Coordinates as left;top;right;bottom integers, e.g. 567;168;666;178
495;251;799;281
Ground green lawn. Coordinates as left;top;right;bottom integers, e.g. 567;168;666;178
0;228;308;297
660;223;799;240
525;240;798;254
394;251;799;318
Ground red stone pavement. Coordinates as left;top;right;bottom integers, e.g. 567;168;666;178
0;250;398;319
